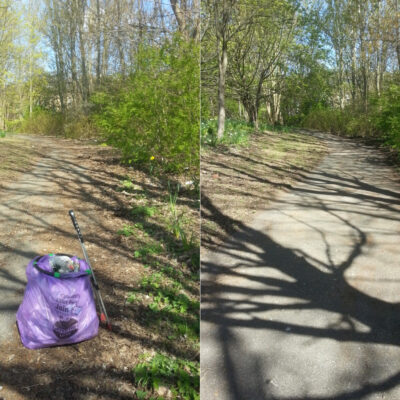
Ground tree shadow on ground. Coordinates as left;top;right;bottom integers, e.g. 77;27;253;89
0;141;199;399
201;138;400;399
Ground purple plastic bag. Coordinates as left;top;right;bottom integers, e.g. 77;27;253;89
16;254;99;349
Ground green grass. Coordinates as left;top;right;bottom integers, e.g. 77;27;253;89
127;265;199;342
201;119;252;146
167;182;193;249
117;224;136;237
133;354;199;400
116;175;200;398
201;118;294;147
131;205;157;218
121;179;134;190
134;243;164;259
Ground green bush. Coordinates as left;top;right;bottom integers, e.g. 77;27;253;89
20;108;64;136
64;113;99;138
372;85;400;149
92;35;200;173
301;106;377;138
301;85;400;146
302;108;348;134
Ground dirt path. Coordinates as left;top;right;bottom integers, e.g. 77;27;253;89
0;135;165;399
201;132;400;399
0;136;95;341
0;135;199;400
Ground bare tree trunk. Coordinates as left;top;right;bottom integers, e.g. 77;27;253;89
350;32;357;103
338;47;345;109
96;0;101;84
266;99;272;124
217;38;227;139
102;35;109;77
170;0;188;39
77;0;89;105
28;0;33;116
54;37;66;111
116;0;125;75
69;19;78;106
246;103;258;129
273;91;282;124
192;0;200;41
395;0;400;70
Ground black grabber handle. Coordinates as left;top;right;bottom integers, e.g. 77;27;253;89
68;210;112;330
69;210;84;243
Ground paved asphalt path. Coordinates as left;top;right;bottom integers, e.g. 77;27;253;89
201;132;400;400
0;136;91;342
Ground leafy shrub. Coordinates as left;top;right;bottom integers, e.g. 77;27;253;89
92;34;200;173
372;85;400;149
302;108;348;134
301;85;400;147
301;106;377;138
64;113;99;138
20;108;64;136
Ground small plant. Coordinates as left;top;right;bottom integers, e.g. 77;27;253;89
127;268;199;340
133;354;199;400
168;181;182;237
201;119;218;146
167;181;194;252
121;179;134;190
140;272;163;290
117;224;136;237
131;205;157;217
0;131;6;138
134;243;163;259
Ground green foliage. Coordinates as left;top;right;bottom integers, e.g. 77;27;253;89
201;119;253;146
117;224;136;237
133;354;199;400
127;265;200;341
20;108;64;136
167;182;193;250
0;130;6;138
301;84;400;150
302;107;352;135
281;67;333;125
63;113;99;138
201;118;294;147
301;106;376;138
131;206;157;218
372;85;400;150
15;107;99;138
121;179;134;190
134;244;164;259
92;35;200;173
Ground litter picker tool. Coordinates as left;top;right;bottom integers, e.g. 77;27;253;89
69;210;111;330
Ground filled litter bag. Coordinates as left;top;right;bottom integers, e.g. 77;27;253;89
16;254;99;349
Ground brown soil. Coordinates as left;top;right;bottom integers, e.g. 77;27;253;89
0;135;43;182
0;135;199;400
201;129;328;253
